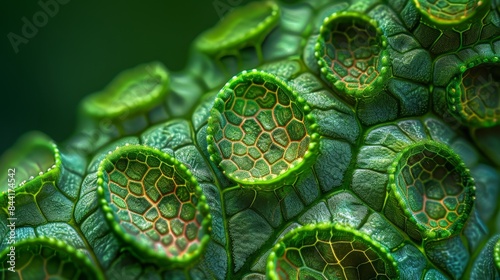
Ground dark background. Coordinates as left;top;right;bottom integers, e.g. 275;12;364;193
0;0;252;155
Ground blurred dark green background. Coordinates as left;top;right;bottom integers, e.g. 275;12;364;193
0;0;251;155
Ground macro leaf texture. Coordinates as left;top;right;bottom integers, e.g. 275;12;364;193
2;0;500;279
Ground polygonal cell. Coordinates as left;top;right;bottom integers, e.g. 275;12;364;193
233;142;248;156
207;70;319;189
144;207;159;222
185;222;199;241
286;120;307;141
175;186;191;203
225;110;243;125
155;218;170;235
242;119;262;145
129;181;143;196
267;223;399;280
447;61;500;128
257;110;277;131
264;144;285;165
126;195;152;215
315;11;389;98
272;128;290;147
274;105;293;126
225;125;244;141
157;176;175;195
144;169;162;186
388;141;475;240
97;145;211;266
233;155;255;171
171;218;185;237
257;132;273;153
159;194;181;219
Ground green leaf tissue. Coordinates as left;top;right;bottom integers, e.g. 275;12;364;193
2;0;500;279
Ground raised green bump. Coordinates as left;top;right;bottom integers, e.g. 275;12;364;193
0;237;104;280
447;58;500;128
207;69;319;189
266;223;399;280
315;11;390;99
195;1;280;59
387;140;475;241
81;62;169;120
96;144;211;266
0;131;60;193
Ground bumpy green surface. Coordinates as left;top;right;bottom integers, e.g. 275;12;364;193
1;0;500;279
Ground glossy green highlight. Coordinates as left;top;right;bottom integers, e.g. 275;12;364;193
81;62;169;120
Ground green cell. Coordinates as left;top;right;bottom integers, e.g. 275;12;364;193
129;181;143;196
233;142;248;156
315;11;390;98
155;218;170;235
246;85;267;100
286;120;306;141
257;110;276;131
0;238;104;280
267;223;399;280
274;105;293;126
272;128;290;147
159;194;181;218
96;145;210;267
144;207;159;221
256;91;278;109
171;218;185;237
225;111;243;125
185;222;199;241
109;182;127;200
387;141;475;241
257;132;273;153
447;60;500;128
144;169;162;186
157;176;175;195
207;70;319;189
413;0;487;25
